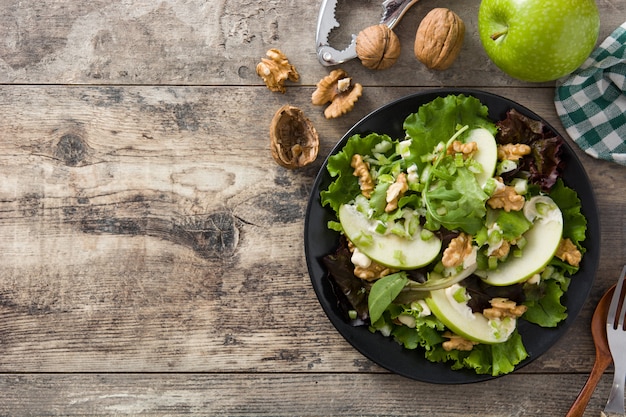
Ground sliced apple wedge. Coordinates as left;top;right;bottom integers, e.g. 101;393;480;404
465;127;498;187
339;203;442;269
476;196;563;286
426;284;516;344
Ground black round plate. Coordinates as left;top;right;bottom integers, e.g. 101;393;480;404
304;89;600;384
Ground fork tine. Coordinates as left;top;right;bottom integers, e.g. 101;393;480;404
607;265;626;329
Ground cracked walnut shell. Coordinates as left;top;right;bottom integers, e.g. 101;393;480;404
414;8;465;70
356;24;401;70
312;69;363;119
269;105;319;169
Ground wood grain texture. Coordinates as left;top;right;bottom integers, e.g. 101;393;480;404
0;0;622;86
0;0;625;415
0;373;618;417
0;84;623;380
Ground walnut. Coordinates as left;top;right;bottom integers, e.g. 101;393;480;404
355;24;401;70
498;143;532;160
312;69;363;119
414;8;465;70
447;140;478;157
385;173;408;213
442;331;478;351
348;240;396;281
442;233;473;268
354;262;396;281
483;298;527;320
489;240;511;259
555;238;582;267
487;180;525;211
256;49;299;93
269;105;319;169
351;154;374;198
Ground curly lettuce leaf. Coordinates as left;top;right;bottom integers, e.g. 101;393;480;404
550;179;587;252
370;303;446;349
321;133;397;214
403;94;497;172
424;330;528;376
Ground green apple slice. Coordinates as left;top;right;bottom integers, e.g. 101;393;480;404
465;127;498;187
426;284;516;344
476;197;563;286
339;203;442;269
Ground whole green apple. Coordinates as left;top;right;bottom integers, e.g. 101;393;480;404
478;0;600;82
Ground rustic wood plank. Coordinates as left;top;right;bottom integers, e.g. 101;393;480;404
0;85;623;375
0;373;617;416
0;0;622;87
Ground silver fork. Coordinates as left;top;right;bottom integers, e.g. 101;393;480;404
604;265;626;416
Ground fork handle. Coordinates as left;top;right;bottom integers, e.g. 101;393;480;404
604;360;626;415
566;357;612;417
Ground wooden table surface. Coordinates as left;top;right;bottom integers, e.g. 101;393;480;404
0;1;625;415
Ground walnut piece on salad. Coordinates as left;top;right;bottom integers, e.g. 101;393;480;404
555;238;582;267
385;172;408;213
442;332;478;352
483;298;528;320
487;179;525;212
351;154;375;198
446;139;477;158
497;143;531;160
348;241;397;281
442;233;473;268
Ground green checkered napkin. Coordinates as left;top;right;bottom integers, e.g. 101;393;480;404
555;22;626;165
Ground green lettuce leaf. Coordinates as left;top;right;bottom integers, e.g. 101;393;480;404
321;133;397;214
550;178;587;252
424;164;489;234
495;209;532;240
403;94;498;172
425;330;528;376
522;277;569;327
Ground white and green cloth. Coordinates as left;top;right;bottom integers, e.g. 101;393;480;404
555;22;626;165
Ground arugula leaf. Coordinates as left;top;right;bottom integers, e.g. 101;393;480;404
368;273;409;324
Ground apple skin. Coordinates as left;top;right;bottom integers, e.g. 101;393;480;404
478;0;600;82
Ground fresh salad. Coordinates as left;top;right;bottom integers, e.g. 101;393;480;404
320;94;587;376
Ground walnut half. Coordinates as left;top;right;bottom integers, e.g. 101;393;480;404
256;49;299;93
269;105;319;169
312;69;363;119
